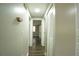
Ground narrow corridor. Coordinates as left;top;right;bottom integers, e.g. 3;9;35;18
0;3;78;56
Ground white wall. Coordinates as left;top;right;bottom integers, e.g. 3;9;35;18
29;18;33;47
41;19;45;46
47;5;55;56
0;3;30;56
44;4;55;56
55;3;76;56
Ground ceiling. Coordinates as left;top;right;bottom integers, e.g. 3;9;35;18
25;3;50;18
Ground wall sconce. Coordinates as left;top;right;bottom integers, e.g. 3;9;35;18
16;17;23;22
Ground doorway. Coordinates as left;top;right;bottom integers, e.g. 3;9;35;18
33;20;41;47
29;20;45;56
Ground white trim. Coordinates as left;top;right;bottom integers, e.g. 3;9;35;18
44;4;53;17
32;18;43;20
26;52;29;56
41;19;45;46
44;4;55;56
29;18;33;47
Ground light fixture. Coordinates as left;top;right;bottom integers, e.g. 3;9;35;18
16;17;23;22
35;8;40;13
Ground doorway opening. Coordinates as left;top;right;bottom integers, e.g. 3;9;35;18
29;20;45;56
33;20;41;47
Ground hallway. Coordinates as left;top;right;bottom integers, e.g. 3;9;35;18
0;3;78;56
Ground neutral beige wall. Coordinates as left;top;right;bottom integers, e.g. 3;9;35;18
75;3;79;56
0;4;30;56
55;3;76;56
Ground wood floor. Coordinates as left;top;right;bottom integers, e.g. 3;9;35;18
29;37;45;56
29;46;45;56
